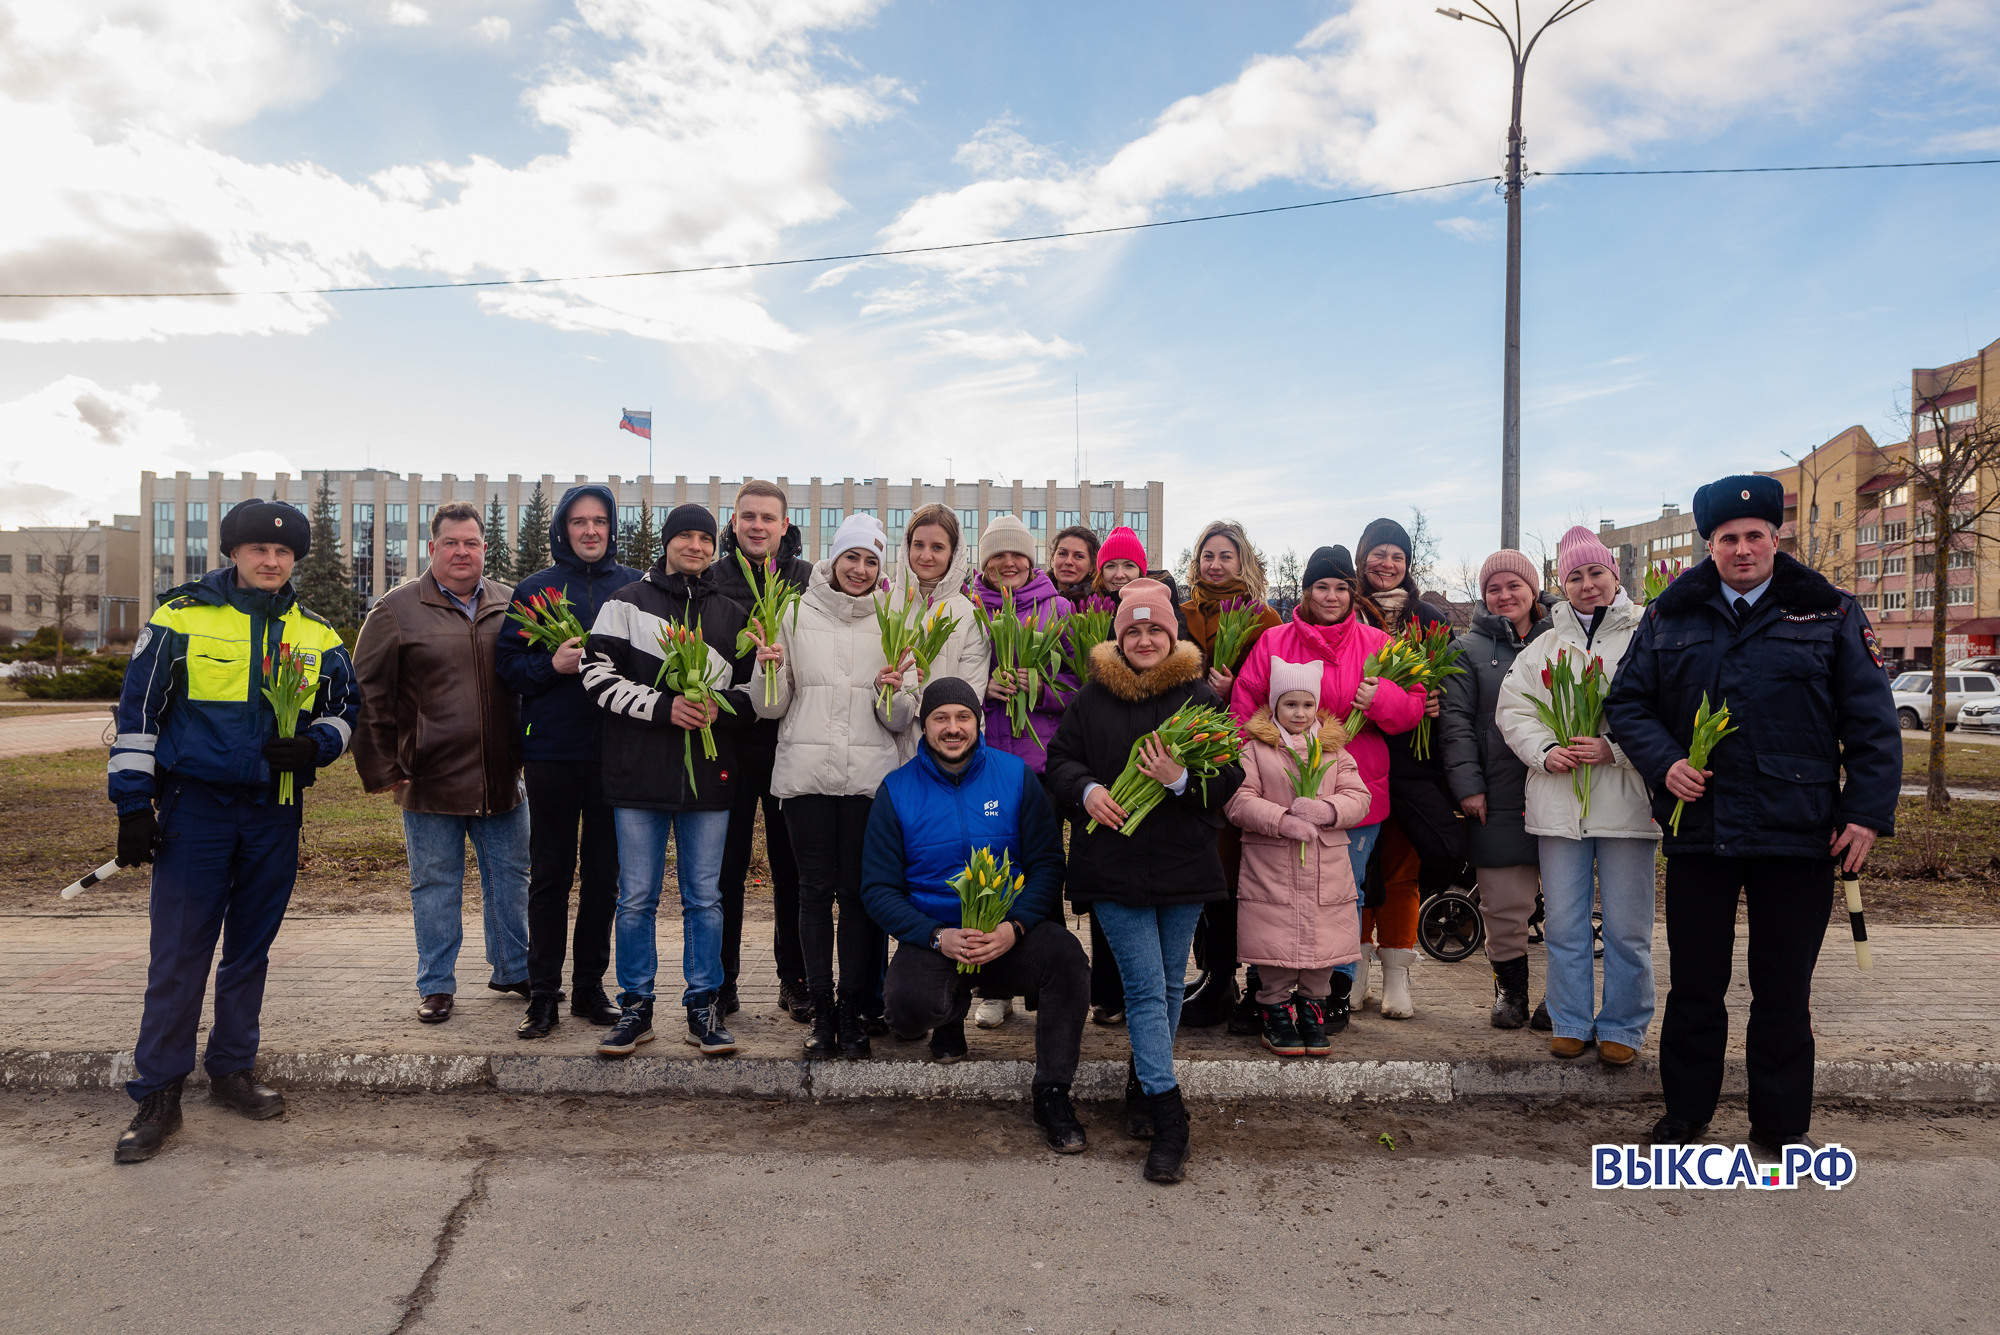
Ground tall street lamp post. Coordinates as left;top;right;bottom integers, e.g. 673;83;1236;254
1437;2;1598;551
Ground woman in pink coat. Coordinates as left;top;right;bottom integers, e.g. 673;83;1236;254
1225;657;1374;1056
1230;545;1425;1002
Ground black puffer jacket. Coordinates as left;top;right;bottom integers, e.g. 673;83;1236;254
581;557;754;812
1440;609;1550;867
1368;593;1469;885
1047;640;1244;910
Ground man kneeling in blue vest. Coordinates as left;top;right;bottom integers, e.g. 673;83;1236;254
861;677;1090;1152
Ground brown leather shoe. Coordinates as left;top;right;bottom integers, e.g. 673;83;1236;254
1550;1036;1588;1058
1598;1040;1637;1066
418;993;454;1024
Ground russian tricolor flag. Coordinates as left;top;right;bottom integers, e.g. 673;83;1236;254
619;408;652;440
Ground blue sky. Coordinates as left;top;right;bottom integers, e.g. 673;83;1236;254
2;0;1997;585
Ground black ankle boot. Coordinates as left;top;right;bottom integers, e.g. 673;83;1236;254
836;996;871;1060
805;989;838;1057
1032;1083;1088;1154
1142;1086;1191;1184
115;1079;184;1163
1179;969;1235;1029
778;976;813;1024
1125;1057;1154;1140
1321;973;1352;1036
1292;993;1330;1057
209;1068;286;1119
1490;956;1530;1029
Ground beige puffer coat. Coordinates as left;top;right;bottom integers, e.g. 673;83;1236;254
1495;594;1660;842
890;523;991;761
752;559;918;799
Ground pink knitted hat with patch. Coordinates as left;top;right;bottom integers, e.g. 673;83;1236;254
1556;526;1618;585
1113;578;1178;639
1268;656;1321;712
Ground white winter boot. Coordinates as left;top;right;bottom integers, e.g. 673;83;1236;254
1378;948;1417;1020
1359;944;1379;1011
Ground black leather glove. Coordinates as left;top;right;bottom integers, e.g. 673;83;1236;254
263;735;320;773
117;809;159;867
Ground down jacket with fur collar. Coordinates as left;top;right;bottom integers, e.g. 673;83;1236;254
1224;709;1373;970
751;559;917;799
1047;639;1244;910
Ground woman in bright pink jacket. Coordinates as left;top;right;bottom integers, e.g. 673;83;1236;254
1230;545;1424;989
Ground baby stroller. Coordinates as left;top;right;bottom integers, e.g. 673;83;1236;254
1418;885;1604;964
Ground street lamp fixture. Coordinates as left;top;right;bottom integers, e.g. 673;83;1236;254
1437;1;1599;551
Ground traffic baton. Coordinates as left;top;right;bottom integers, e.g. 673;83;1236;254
60;858;122;901
1839;871;1872;971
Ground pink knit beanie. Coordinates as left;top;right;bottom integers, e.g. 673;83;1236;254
1478;548;1541;599
1556;526;1618;585
1268;657;1321;711
1113;578;1178;639
1096;525;1147;571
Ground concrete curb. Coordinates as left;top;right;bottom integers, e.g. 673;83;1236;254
7;1049;1996;1104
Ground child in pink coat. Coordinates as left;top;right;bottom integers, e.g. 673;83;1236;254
1223;657;1375;1057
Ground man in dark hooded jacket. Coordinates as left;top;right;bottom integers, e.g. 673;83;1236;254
495;484;642;1038
708;480;813;1018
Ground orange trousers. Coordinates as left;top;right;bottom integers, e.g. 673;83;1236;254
1360;819;1422;950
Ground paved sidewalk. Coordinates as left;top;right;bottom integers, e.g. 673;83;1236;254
4;908;1994;1104
0;711;114;758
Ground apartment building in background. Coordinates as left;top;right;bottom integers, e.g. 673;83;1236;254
1593;503;1699;593
136;471;1165;617
0;517;142;648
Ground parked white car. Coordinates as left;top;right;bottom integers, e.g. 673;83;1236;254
1960;693;2000;734
1890;671;2000;731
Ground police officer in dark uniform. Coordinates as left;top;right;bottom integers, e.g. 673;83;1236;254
1606;475;1898;1155
108;499;360;1163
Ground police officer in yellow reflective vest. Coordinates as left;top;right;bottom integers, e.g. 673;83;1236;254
107;499;359;1163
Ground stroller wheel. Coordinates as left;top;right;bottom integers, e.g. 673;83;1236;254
1593;908;1604;960
1418;889;1484;964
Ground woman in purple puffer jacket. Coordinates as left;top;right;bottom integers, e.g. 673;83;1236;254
971;514;1077;773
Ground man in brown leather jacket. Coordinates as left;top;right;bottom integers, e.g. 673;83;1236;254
354;501;530;1025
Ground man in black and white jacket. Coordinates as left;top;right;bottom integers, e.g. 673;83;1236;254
581;504;754;1057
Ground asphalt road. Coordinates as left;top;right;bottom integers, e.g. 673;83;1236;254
2;1092;1993;1334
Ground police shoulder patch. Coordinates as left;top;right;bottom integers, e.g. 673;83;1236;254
1862;625;1885;671
132;626;153;656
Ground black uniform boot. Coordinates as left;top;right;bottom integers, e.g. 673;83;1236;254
209;1069;286;1119
1124;1057;1154;1139
570;984;622;1025
518;994;561;1040
114;1080;184;1164
836;996;872;1060
1142;1086;1191;1184
1490;956;1531;1030
1032;1083;1088;1154
804;989;838;1057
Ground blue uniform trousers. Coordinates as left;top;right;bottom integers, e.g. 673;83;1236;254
128;780;300;1101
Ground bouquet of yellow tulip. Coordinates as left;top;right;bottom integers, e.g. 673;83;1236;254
1670;692;1739;836
1281;729;1339;865
732;551;802;707
949;847;1027;974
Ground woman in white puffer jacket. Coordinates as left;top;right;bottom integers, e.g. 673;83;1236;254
889;503;990;761
751;514;917;1060
1494;526;1661;1071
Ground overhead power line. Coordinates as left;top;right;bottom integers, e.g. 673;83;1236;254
3;157;1997;301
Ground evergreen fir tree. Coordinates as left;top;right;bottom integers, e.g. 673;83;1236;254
514;482;553;579
626;504;657;570
483;494;513;582
292;474;365;629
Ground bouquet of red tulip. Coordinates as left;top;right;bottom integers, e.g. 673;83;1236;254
1526;648;1608;819
261;643;313;806
949;847;1027;974
1281;728;1339;865
1643;559;1684;604
655;616;736;797
507;588;589;652
732;551;802;706
1670;692;1739;836
1401;620;1466;761
1087;703;1243;836
1209;597;1265;676
1064;594;1117;683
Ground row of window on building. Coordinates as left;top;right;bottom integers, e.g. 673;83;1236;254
1857;587;1976;611
0;554;101;575
0;595;103;615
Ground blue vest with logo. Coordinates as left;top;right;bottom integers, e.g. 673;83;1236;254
878;739;1027;928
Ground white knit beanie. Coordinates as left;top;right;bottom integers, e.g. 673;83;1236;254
829;513;888;564
978;514;1035;566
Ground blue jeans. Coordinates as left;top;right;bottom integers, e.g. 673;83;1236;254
1537;835;1658;1049
403;805;531;997
1333;821;1383;983
1094;901;1205;1095
613;807;730;1006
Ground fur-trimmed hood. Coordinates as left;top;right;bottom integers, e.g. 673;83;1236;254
1653;551;1842;619
1242;705;1350;752
1088;638;1204;701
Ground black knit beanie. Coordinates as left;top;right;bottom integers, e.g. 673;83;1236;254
220;499;311;559
662;503;718;544
919;676;984;721
1301;545;1354;589
1357;517;1411;564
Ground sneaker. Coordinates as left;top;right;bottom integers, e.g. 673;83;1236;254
570;985;622;1026
929;1015;968;1064
973;997;1010;1029
684;993;738;1056
114;1080;184;1164
596;995;655;1056
1032;1083;1088;1154
1293;994;1331;1057
1260;1000;1306;1057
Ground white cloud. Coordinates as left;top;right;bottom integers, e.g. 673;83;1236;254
473;15;511;41
387;2;432;26
1435;215;1490;241
922;329;1081;361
